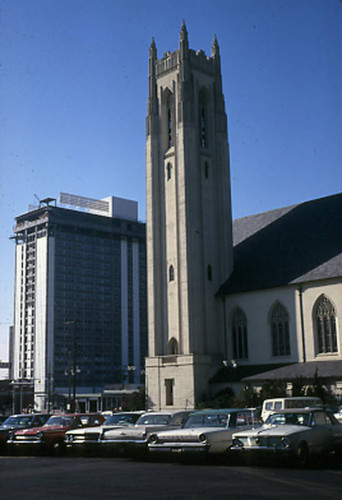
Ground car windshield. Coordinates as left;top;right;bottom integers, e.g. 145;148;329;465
45;416;74;427
266;412;310;426
104;414;138;426
1;415;33;427
136;414;171;425
183;413;229;428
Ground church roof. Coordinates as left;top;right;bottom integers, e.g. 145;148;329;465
242;360;342;383
218;193;342;295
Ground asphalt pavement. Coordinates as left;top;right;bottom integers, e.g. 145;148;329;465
0;456;342;499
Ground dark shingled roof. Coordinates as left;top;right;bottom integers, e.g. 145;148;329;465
243;360;342;383
218;193;342;295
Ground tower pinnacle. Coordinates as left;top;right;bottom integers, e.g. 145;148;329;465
180;20;188;44
212;34;220;57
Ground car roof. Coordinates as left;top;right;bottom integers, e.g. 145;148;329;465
189;408;256;415
268;407;325;414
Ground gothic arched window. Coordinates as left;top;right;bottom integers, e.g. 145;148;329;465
232;308;248;360
204;162;209;179
167;107;172;148
169;265;175;282
167;337;178;355
162;89;173;152
167;162;172;180
314;295;338;354
199;89;208;148
270;302;290;356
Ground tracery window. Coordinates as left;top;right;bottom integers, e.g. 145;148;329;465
270;302;290;356
314;295;338;353
232;308;248;360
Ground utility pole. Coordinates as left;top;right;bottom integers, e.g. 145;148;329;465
65;320;78;412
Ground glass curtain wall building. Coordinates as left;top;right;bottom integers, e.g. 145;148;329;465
11;194;147;411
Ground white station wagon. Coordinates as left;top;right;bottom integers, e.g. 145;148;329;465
148;408;261;460
99;410;191;456
231;408;342;467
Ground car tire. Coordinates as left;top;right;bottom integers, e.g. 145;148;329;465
296;442;309;468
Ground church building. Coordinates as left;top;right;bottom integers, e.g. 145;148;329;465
145;24;342;410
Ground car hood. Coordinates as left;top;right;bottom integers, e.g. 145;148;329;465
0;424;30;432
67;424;124;436
234;424;310;438
15;425;71;435
102;424;170;439
153;427;224;439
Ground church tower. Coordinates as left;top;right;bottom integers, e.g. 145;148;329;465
145;23;233;409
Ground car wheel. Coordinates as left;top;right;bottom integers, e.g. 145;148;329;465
296;443;309;468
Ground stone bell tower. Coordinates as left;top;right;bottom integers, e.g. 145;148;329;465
145;22;233;409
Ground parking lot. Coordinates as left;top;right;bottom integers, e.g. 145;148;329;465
1;456;342;500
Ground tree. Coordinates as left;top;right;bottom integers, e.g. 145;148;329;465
123;387;146;411
259;380;286;401
235;385;261;408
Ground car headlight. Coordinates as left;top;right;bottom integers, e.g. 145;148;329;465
66;434;73;442
36;432;42;439
8;431;14;440
232;438;244;448
142;432;147;439
281;437;291;448
148;434;158;444
255;438;261;446
199;434;207;443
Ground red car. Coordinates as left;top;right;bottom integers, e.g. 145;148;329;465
7;413;104;456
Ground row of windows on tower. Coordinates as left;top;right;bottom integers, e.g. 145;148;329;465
166;102;207;149
231;296;339;361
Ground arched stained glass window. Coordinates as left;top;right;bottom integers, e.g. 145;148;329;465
314;295;338;354
270;302;290;356
232;308;248;360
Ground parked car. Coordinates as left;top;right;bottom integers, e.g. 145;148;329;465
231;408;342;467
65;411;144;455
0;413;50;454
7;413;104;456
99;410;191;457
148;408;261;461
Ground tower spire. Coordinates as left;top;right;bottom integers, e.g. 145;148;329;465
180;20;188;42
211;34;220;57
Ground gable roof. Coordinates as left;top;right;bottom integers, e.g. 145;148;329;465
218;193;342;295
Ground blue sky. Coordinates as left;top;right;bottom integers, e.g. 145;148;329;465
0;0;341;366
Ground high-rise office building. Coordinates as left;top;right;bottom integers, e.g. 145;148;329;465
12;193;147;411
